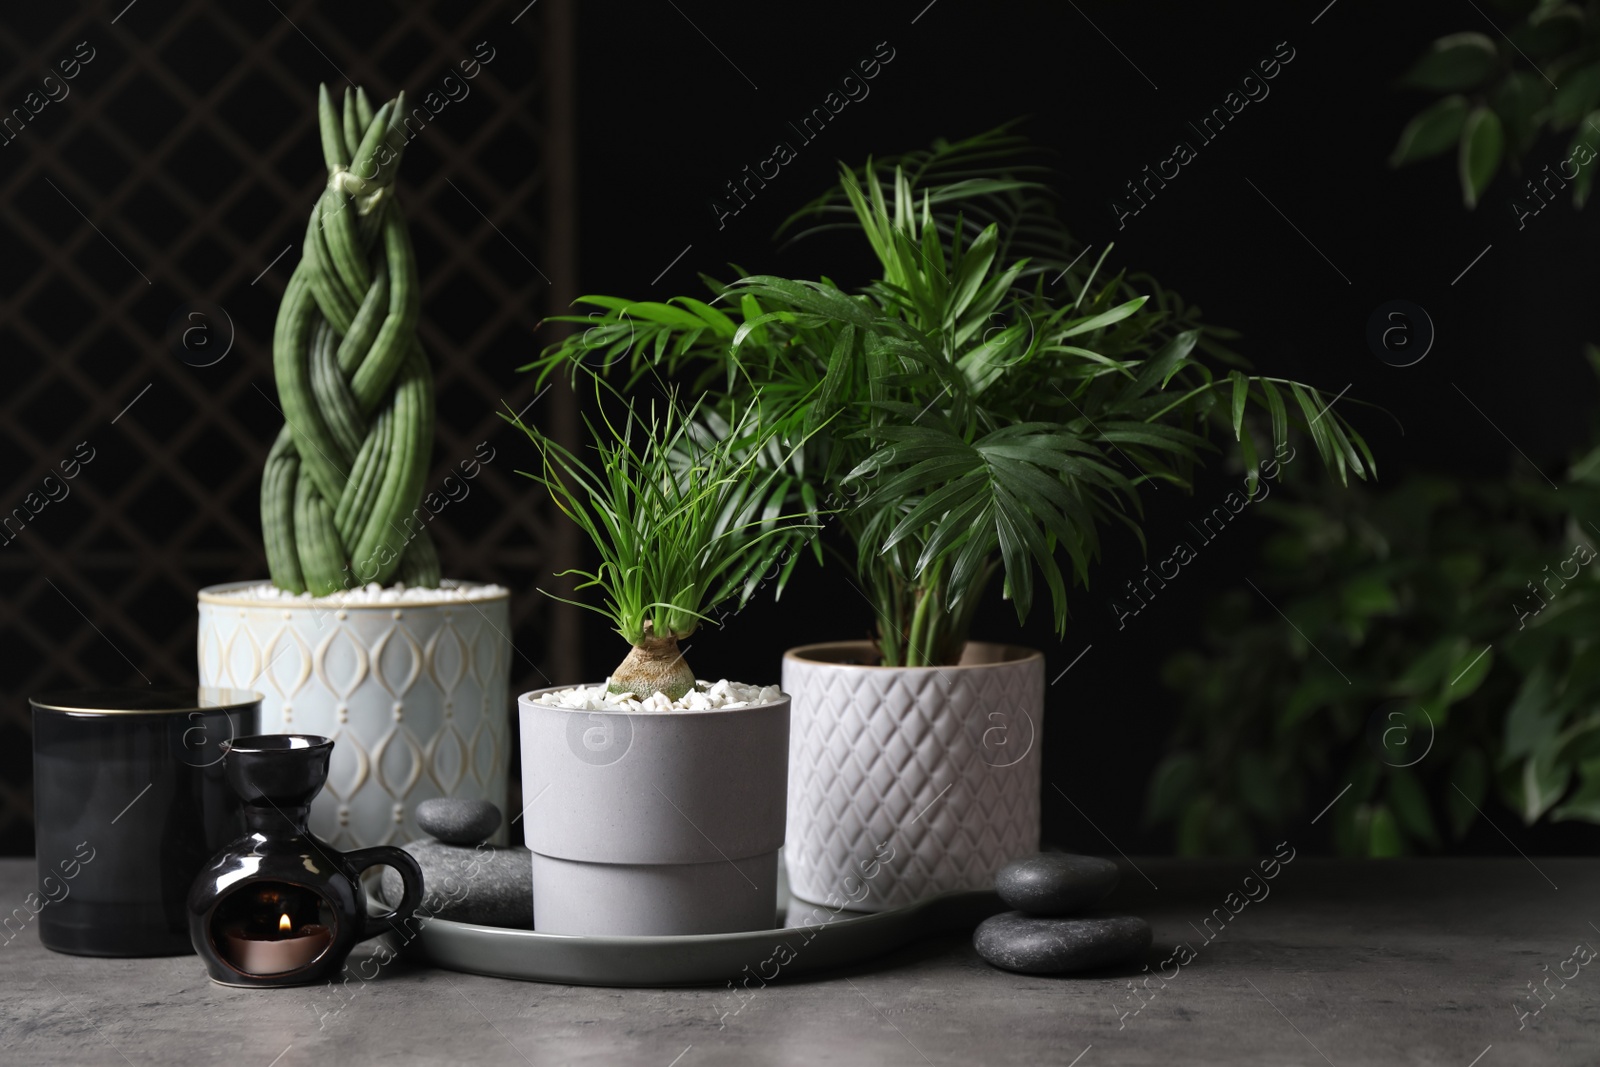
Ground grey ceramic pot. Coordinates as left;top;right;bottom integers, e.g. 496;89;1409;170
517;686;790;936
783;641;1044;912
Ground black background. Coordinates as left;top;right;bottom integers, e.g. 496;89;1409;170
5;0;1598;857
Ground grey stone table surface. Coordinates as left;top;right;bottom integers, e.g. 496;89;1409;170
2;855;1597;1066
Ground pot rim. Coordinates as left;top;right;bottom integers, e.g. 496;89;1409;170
197;578;508;609
518;684;788;716
227;733;333;754
782;639;1044;671
29;686;263;716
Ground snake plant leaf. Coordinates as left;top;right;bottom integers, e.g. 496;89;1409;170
263;85;437;594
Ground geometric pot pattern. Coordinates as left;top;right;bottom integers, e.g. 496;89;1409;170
198;580;511;850
781;641;1043;912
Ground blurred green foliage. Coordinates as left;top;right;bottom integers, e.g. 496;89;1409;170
1392;0;1600;207
1149;353;1600;856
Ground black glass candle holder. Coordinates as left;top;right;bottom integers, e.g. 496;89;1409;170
187;735;424;988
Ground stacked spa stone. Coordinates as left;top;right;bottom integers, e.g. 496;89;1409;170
381;798;533;928
974;854;1151;974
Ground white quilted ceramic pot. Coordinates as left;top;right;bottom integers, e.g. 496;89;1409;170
782;640;1043;912
518;687;790;936
196;581;511;850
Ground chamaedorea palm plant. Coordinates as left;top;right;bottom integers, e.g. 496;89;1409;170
510;380;823;699
529;129;1377;667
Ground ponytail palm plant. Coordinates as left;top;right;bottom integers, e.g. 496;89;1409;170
511;383;822;699
529;128;1377;667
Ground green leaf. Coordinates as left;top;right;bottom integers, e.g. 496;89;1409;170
1390;95;1470;166
1448;748;1488;838
1228;370;1248;440
1573;115;1600;208
1441;644;1493;706
1262;378;1288;448
946;224;1000;321
1340;574;1400;621
1504;665;1560;760
1459;105;1504;209
1279;671;1352;731
1513;751;1571;823
1339;803;1370;857
1490;71;1549;156
1554;716;1600;766
1402;32;1499;91
1367;805;1405;857
1059;295;1149;339
1511;4;1584;59
1551;757;1600;823
1387;768;1440;847
675;296;738;336
1395;637;1464;695
1571;435;1600;480
738;293;768;346
814;324;855;426
1552;62;1600;128
1238;421;1260;496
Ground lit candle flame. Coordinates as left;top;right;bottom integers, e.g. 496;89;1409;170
279;912;292;934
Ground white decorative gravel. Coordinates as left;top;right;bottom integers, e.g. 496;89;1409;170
214;582;508;604
533;679;783;712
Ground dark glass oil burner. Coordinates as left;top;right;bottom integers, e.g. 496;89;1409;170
188;735;424;988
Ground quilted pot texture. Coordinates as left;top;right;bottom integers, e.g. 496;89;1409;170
197;581;511;850
782;641;1043;911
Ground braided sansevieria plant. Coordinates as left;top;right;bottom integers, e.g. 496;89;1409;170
263;85;440;596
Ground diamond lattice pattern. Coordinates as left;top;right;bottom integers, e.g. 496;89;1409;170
783;654;1043;911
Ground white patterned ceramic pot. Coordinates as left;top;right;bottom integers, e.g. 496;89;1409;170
518;687;789;936
197;581;511;850
782;641;1043;912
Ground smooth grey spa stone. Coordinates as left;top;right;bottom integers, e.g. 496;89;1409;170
995;853;1120;915
415;797;502;845
381;839;533;928
974;912;1151;974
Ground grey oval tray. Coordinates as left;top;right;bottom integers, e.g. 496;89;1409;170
379;875;1003;987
